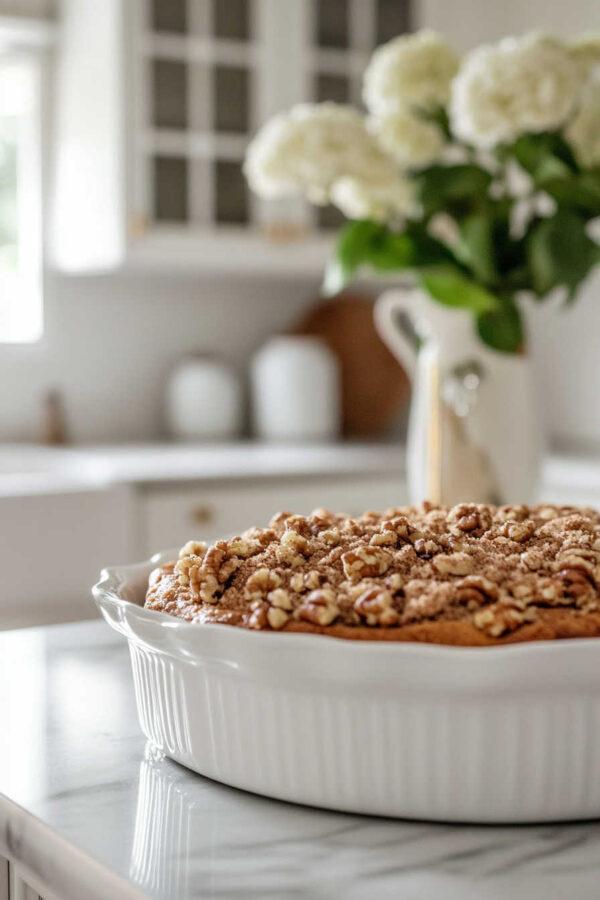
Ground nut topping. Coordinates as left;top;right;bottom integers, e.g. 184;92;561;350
157;503;600;636
354;587;399;626
342;546;392;581
433;552;474;576
297;588;339;626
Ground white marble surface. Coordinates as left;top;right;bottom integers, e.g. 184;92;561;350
1;622;600;899
0;442;406;494
0;440;599;497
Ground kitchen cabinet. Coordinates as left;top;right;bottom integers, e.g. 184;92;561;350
1;857;49;900
139;473;407;555
0;484;135;630
51;0;411;273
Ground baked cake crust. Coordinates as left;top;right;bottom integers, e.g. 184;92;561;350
144;503;600;645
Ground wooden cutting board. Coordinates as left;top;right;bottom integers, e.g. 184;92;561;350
292;293;410;437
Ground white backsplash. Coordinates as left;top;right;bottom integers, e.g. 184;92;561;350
0;270;317;443
0;268;598;448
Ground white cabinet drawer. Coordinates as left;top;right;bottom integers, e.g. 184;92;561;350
140;476;406;556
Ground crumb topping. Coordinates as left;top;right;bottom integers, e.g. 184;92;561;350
145;503;600;638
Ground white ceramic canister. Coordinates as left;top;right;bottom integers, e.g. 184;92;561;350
251;336;341;441
167;355;243;440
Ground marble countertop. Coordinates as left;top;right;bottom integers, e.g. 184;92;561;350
1;621;600;899
0;442;406;495
0;440;599;497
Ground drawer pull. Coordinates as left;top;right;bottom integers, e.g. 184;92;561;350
190;503;215;526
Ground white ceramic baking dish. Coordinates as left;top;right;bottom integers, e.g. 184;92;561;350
94;549;600;823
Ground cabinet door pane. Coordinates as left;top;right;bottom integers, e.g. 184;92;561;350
316;73;350;104
213;66;249;133
213;0;250;40
154;156;189;222
318;204;345;230
314;0;349;49
215;160;248;224
152;60;188;130
376;0;412;44
151;0;188;34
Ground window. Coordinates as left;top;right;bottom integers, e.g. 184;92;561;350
0;54;42;343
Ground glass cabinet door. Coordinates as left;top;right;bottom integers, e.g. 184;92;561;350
143;0;255;230
138;0;412;237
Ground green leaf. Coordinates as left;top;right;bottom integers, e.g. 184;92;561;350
413;165;492;219
476;297;524;354
414;105;452;141
455;212;498;285
418;264;501;315
539;171;600;217
323;220;453;293
526;210;600;298
510;132;579;179
367;230;418;270
323;219;383;295
368;223;452;271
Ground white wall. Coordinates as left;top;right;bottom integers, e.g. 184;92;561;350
0;270;317;442
418;0;600;49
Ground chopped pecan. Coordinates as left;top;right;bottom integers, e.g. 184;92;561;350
267;588;293;610
178;540;208;559
341;546;392;582
448;503;492;536
473;604;525;638
354;587;399;626
245;568;282;600
413;537;439;558
455;575;498;607
433;552;474;576
248;601;268;629
227;537;262;559
558;567;595;604
297;588;339;626
494;505;529;523
267;607;289;630
498;520;536;543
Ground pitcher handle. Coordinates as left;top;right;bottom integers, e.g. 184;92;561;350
373;289;419;382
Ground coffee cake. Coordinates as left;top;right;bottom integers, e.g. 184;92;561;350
144;503;600;645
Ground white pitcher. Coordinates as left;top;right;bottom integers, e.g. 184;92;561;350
374;288;542;505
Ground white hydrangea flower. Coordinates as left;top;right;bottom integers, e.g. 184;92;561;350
428;212;460;247
363;30;459;116
568;34;600;79
566;80;600;167
587;217;600;244
244;103;396;204
450;34;580;148
505;160;534;199
510;192;557;239
330;175;414;223
370;111;444;168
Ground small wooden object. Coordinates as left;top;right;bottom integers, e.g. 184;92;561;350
42;389;68;445
293;294;410;437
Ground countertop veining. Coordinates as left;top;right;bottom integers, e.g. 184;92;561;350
1;620;599;899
